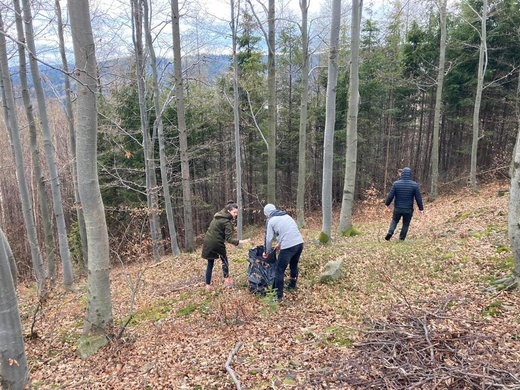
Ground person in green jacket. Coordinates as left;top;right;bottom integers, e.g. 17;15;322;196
202;201;249;291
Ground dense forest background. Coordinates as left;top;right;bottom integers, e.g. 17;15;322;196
0;0;518;278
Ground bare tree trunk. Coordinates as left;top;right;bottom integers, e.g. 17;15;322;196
68;0;113;349
144;0;180;255
470;0;487;193
22;0;74;286
0;228;17;286
131;0;161;262
0;12;46;294
296;0;309;228
231;0;244;239
172;0;195;251
430;0;447;200
339;0;362;234
267;0;276;203
320;0;341;243
0;228;28;389
13;0;56;279
55;0;88;266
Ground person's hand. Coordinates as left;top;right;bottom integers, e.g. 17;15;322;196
239;238;250;245
262;252;268;259
385;205;391;212
274;244;281;251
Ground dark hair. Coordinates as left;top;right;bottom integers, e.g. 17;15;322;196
225;201;238;212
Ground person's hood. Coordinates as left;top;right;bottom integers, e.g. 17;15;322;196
214;209;232;219
264;204;276;217
400;167;412;180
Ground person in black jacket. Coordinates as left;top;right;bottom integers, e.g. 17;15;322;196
202;201;249;291
384;167;424;241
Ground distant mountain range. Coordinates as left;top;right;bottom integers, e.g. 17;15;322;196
10;54;233;99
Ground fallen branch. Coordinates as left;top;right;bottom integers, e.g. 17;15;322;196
225;341;244;389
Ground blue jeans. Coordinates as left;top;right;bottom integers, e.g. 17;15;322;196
274;243;303;299
388;208;413;240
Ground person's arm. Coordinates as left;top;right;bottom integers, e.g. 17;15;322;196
224;220;239;246
264;220;275;254
385;185;396;207
414;185;424;212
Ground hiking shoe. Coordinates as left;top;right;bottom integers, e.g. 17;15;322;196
285;284;296;292
273;297;283;303
385;233;392;241
224;277;234;287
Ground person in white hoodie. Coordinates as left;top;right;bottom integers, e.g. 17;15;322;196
263;204;304;302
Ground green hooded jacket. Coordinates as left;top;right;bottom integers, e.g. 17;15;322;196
201;209;239;259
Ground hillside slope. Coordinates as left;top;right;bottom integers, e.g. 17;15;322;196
21;182;519;389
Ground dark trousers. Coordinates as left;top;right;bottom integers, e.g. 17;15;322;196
388;208;414;240
274;243;303;299
205;255;229;284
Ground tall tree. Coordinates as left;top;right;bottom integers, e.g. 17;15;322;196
68;0;113;355
231;0;244;238
0;11;46;294
296;0;309;228
470;0;488;193
172;0;195;252
144;0;181;255
131;0;161;262
13;0;56;278
22;0;74;286
0;228;28;389
339;0;362;234
430;0;447;200
267;0;276;203
55;0;88;266
320;0;341;243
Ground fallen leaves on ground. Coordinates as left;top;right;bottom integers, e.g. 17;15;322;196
19;181;520;389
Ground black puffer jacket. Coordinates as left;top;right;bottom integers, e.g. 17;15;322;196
201;209;239;259
385;167;424;211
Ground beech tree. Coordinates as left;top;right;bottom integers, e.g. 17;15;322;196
22;0;74;286
0;228;28;389
67;0;113;355
13;0;56;278
430;0;447;200
296;0;309;228
172;0;195;252
0;11;46;294
339;0;362;235
319;0;341;243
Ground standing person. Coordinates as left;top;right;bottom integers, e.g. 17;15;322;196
202;201;249;291
263;204;304;302
384;167;424;241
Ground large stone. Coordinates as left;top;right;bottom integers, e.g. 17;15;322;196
320;259;343;282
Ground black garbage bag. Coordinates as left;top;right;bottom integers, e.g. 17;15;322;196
247;245;277;295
